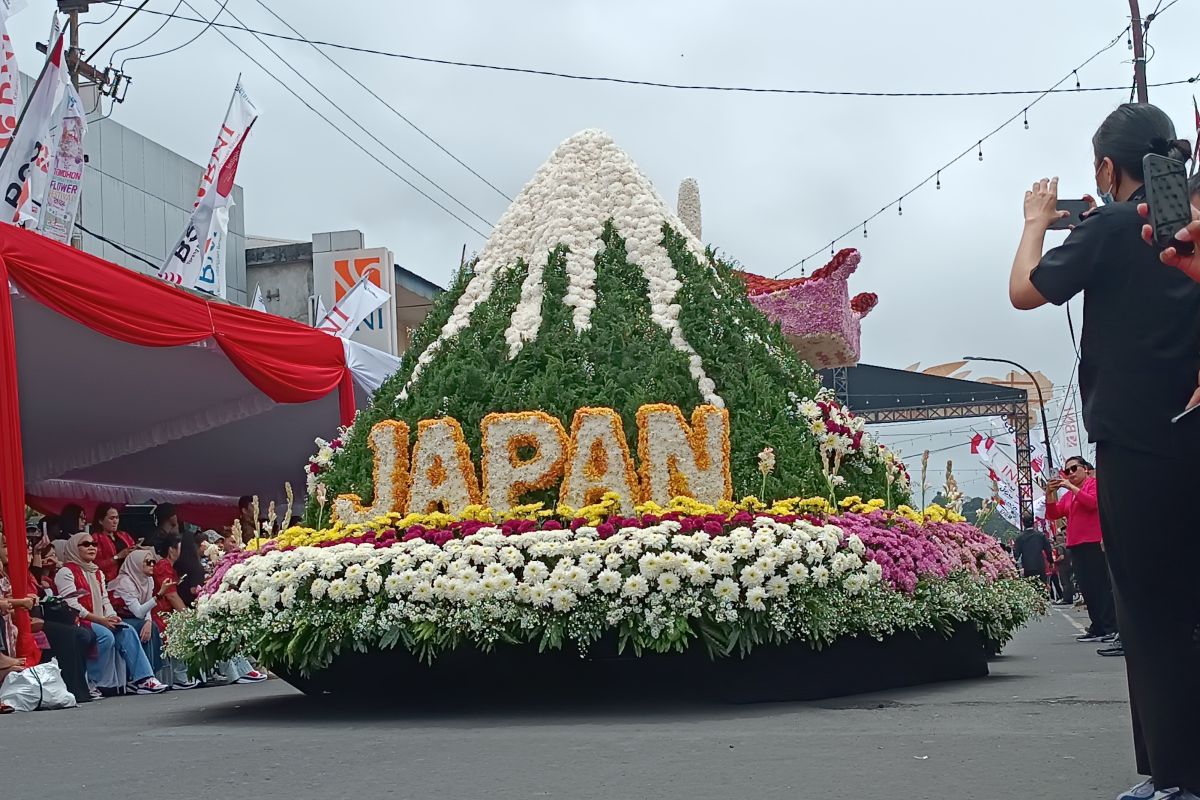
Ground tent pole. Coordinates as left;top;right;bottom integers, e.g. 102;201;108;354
0;258;34;657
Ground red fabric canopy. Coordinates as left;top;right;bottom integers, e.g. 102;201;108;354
0;226;358;658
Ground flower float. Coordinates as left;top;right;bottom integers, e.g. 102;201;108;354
736;249;877;369
169;131;1042;695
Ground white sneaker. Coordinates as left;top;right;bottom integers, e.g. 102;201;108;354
1118;780;1157;800
235;669;268;684
128;677;168;695
1152;790;1200;800
171;678;201;690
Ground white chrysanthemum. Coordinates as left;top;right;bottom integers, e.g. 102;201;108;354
846;534;866;556
596;569;622;594
310;578;330;600
523;561;550;584
327;578;348;602
410;583;434;602
578;552;603;574
483;563;507;579
498;546;525;569
713;577;740;602
384;574;405;597
280;585;298;609
365;573;383;594
787;562;810;584
745;586;767;611
687;561;714;585
638;553;664;579
258;587;281;611
529;585;551;607
811;565;830;587
739;565;765;588
766;575;789;598
864;561;884;583
551;590;578;612
657;572;682;595
604;552;625;570
706;550;735;575
732;539;755;558
843;573;869;595
622;574;650;599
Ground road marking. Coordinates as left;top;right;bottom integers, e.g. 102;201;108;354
1057;608;1088;634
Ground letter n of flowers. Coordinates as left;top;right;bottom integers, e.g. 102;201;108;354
481;411;569;512
636;403;732;506
332;420;410;523
559;407;639;513
405;417;481;515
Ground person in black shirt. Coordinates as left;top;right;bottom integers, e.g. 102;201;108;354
1011;513;1052;584
1008;103;1200;800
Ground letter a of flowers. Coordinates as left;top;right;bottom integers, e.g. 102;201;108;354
405;418;481;515
481;411;569;512
332;420;410;524
637;404;732;506
559;407;640;513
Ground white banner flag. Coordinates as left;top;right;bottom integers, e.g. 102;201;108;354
160;79;258;296
17;13;67;227
36;82;85;243
0;21;62;226
251;283;266;312
1058;393;1081;460
316;273;390;338
314;295;327;326
0;14;20;159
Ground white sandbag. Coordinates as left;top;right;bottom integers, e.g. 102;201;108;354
0;659;78;711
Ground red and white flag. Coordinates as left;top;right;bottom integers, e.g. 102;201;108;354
316;273;390;338
0;1;25;159
160;78;258;296
0;19;63;226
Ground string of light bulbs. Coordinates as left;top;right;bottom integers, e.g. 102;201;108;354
774;20;1195;279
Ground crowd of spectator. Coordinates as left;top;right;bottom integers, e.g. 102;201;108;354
0;500;268;709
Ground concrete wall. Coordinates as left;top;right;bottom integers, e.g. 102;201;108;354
246;243;313;324
19;75;248;304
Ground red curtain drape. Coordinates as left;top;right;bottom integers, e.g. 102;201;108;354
0;227;358;653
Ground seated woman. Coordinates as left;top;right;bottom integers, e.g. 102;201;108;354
54;533;167;696
150;534;200;688
26;540;94;704
92;504;138;584
109;549;195;689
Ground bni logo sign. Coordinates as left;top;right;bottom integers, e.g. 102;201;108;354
334;255;384;330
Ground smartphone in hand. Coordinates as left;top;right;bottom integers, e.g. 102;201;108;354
1049;199;1093;230
1144;154;1196;255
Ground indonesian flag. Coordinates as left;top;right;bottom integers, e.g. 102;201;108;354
316;272;390;338
0;22;63;226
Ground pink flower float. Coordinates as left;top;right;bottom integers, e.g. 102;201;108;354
736;248;877;369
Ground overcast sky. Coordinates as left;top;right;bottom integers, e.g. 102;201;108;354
9;0;1198;495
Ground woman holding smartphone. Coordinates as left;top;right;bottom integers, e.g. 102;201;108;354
1008;103;1199;800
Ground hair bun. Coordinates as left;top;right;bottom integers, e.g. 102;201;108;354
1149;136;1173;155
1170;138;1194;163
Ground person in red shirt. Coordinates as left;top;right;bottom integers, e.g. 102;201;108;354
92;504;139;584
151;533;199;690
1046;456;1117;641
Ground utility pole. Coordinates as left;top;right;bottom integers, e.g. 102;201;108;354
1128;0;1149;103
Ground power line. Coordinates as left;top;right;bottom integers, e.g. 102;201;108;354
201;0;494;231
107;0;185;70
773;22;1194;278
177;0;489;239
119;0;229;68
109;4;1198;100
248;0;510;202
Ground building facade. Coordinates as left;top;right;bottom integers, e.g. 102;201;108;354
247;230;442;356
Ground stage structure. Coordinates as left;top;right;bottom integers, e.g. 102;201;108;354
822;364;1034;523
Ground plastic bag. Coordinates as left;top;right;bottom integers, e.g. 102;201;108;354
0;659;78;711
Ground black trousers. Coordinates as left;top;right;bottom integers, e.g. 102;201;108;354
39;619;93;703
1097;442;1200;790
1068;542;1117;635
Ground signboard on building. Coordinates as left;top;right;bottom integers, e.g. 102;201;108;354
313;246;398;354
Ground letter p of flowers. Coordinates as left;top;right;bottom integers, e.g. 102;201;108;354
481;411;569;512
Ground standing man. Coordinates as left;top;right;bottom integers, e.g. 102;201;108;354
1012;513;1053;585
1046;456;1117;642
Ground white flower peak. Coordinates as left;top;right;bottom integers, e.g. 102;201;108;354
677;178;702;239
399;130;723;408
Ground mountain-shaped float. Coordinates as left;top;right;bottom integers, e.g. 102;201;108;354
325;130;894;505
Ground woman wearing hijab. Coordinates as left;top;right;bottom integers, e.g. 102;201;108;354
54;533;167;696
109;549;175;683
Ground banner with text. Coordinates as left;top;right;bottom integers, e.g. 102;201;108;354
0;24;62;227
160;79;258;296
313;246;398;353
36;82;85;243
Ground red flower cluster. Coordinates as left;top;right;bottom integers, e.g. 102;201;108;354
735;249;861;296
850;292;878;316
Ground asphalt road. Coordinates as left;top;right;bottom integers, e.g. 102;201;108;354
5;607;1135;799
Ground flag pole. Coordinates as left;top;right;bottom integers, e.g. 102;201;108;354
0;28;63;173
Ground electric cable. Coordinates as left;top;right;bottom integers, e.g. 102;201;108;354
250;0;510;202
198;0;494;230
177;0;489;238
